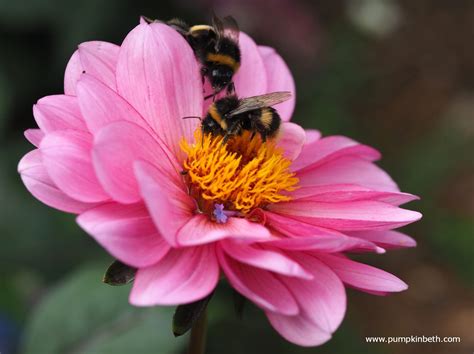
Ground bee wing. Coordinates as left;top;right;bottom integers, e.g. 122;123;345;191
211;13;225;48
228;92;292;116
212;13;240;50
222;15;240;44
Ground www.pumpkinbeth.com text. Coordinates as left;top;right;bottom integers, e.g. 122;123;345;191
365;335;461;344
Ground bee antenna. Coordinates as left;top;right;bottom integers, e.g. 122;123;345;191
182;116;202;121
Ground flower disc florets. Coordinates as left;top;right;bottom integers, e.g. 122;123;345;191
180;130;298;219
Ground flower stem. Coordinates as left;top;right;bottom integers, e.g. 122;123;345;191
188;308;208;354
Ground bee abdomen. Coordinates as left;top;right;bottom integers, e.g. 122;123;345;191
258;107;281;139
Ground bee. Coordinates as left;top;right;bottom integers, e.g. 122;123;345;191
168;14;241;98
185;92;291;143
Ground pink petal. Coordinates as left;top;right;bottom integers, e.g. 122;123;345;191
258;46;295;122
77;203;170;268
277;122;305;161
348;230;417;249
177;214;271;246
76;74;152;135
265;211;383;253
267;235;383;254
116;23;203;156
92;121;179;203
233;33;267;98
292;136;381;172
304;129;322;144
217;246;299;315
24;129;44;147
134;160;195;246
130;245;219;306
33;95;87;133
221;240;313;279
77;41;119;90
266;312;332;347
316;253;408;293
297;156;400;192
289;184;419;206
18;149;96;213
64;51;82;95
268;200;422;231
274;253;346;333
40;130;109;203
64;41;119;95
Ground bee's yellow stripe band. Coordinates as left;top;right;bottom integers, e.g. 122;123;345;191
209;104;228;130
190;24;213;33
206;53;240;72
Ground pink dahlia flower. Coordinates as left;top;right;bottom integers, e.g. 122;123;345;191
18;19;421;346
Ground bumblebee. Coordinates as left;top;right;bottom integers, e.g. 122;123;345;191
168;14;241;97
195;92;291;142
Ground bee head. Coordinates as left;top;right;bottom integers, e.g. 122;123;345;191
201;115;224;136
209;65;233;92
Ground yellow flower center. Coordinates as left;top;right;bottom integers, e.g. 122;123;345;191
180;130;299;220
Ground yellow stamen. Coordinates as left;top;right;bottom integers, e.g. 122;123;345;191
180;130;299;215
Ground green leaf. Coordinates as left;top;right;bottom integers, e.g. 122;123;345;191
103;260;136;286
172;292;213;337
21;263;186;354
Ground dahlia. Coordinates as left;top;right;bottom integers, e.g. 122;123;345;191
18;19;421;347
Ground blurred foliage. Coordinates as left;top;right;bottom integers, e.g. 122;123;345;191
0;0;473;353
21;263;186;354
295;24;371;137
396;119;474;282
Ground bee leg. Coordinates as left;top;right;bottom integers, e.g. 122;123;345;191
222;122;241;145
222;130;235;145
204;92;217;101
249;116;263;141
222;130;233;145
231;121;242;135
226;82;235;95
200;67;208;91
249;120;257;140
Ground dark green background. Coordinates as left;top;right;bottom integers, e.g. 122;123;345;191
1;0;473;353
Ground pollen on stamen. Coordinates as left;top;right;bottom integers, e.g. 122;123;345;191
213;204;228;224
180;130;299;217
